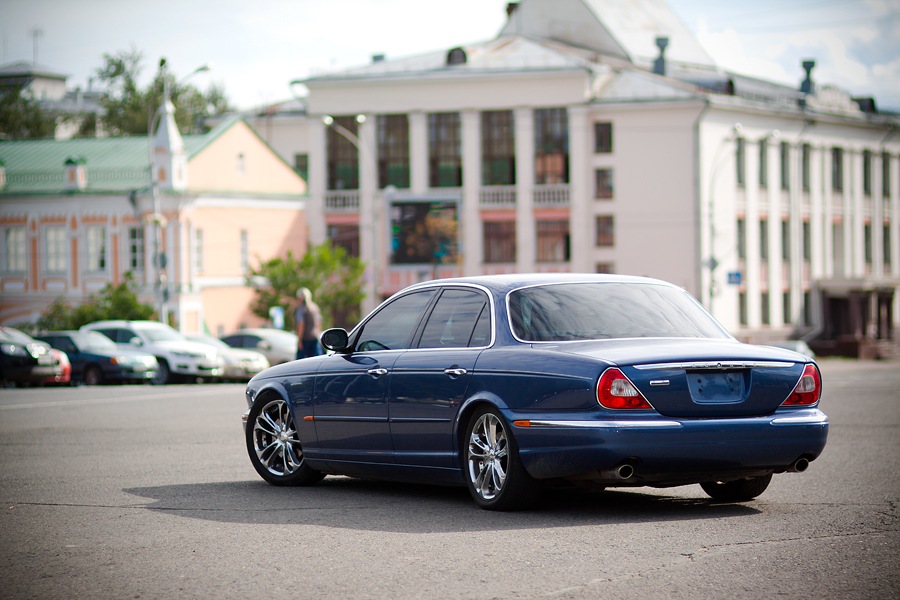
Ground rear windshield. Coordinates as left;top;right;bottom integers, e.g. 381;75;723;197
508;282;729;341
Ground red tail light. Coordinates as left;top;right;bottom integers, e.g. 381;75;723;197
597;368;653;410
782;364;822;406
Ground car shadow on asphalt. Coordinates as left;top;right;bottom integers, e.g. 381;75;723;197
123;477;760;532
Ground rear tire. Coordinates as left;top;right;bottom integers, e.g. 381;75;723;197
464;406;541;511
701;474;772;502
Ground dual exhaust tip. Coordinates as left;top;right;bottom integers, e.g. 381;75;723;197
601;456;810;481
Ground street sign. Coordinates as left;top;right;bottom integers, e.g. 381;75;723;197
727;271;742;285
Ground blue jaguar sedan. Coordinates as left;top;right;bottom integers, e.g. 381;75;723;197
242;274;828;510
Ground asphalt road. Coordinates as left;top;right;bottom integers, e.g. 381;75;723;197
0;359;897;599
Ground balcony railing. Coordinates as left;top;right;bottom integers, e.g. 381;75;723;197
480;186;516;207
533;184;570;206
325;190;360;212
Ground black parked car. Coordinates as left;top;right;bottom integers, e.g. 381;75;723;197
35;330;159;385
0;326;64;387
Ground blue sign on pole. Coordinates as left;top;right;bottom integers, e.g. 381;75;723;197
727;271;742;285
269;306;285;329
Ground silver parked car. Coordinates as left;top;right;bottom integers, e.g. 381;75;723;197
220;328;298;365
186;334;269;382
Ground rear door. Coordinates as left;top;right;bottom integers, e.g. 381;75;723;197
389;287;492;468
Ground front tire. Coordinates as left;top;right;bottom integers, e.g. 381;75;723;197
246;395;324;486
464;406;541;510
701;474;772;502
83;365;103;386
151;359;170;385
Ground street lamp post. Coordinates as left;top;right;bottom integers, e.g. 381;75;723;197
147;60;209;324
323;114;380;312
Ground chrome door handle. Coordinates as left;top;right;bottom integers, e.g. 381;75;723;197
443;368;467;377
367;368;388;378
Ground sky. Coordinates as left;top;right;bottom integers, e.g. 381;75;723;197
2;0;899;112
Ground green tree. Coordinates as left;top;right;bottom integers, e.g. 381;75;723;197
95;48;232;136
247;243;366;331
0;83;59;140
35;272;155;331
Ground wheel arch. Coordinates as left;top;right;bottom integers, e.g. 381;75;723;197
454;393;509;464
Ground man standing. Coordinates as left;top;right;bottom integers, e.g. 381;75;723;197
294;287;322;359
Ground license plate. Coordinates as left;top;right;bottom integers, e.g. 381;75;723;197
37;354;53;365
687;371;745;404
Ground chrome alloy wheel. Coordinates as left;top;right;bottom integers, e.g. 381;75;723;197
467;412;509;501
252;398;303;477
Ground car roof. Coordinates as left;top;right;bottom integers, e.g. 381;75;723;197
401;273;677;296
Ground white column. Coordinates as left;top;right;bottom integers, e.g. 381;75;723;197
567;106;590;272
514;108;535;273
358;115;380;313
308;119;327;246
409;112;428;194
461;110;481;275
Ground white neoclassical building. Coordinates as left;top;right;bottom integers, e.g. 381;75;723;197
248;0;899;356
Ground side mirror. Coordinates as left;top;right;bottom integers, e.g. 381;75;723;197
257;340;272;350
129;336;143;346
320;328;350;353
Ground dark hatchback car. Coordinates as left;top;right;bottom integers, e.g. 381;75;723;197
242;274;828;511
35;330;159;385
0;326;65;387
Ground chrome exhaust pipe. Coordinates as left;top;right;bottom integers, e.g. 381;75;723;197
601;463;636;480
788;457;810;473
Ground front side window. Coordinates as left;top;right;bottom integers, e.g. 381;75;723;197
4;227;26;273
418;289;490;349
377;114;410;189
353;290;437;351
45;226;66;273
534;108;569;184
86;225;106;272
509;283;728;341
428;112;461;187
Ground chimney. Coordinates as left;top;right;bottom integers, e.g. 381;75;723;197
64;156;87;191
653;37;669;76
800;60;815;94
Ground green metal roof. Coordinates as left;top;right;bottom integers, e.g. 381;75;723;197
0;117;237;196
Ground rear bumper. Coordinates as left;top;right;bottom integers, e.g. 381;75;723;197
510;408;829;483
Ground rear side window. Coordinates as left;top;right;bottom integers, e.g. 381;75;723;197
418;289;490;349
353;290;436;351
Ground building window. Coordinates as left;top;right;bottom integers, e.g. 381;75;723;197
864;223;872;265
739;292;748;326
483;221;516;263
194;228;204;274
736;137;746;188
4;227;26;273
240;230;249;272
294;153;309;183
780;142;790;190
759;138;769;187
883;152;892;197
128;227;144;273
481;110;515;186
327;116;359;190
781;220;790;261
831;147;844;192
595;262;614;274
595;168;613;199
390;201;458;264
802;221;811;261
783;291;792;325
737;218;746;259
761;291;770;326
759;219;768;261
594;122;613;153
327;224;360;258
428;112;462;187
377;114;410;189
863;150;872;196
536;220;569;262
45;226;66;274
884;224;892;268
595;215;614;247
801;144;811;192
534;108;569;184
86;225;106;272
